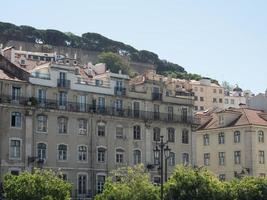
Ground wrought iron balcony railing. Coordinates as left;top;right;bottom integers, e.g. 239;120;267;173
114;87;126;96
57;79;71;88
0;95;195;124
152;93;162;101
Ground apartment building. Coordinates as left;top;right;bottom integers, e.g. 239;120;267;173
0;53;195;198
190;78;224;111
247;90;267;112
195;107;267;181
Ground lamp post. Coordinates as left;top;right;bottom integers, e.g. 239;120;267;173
154;136;171;200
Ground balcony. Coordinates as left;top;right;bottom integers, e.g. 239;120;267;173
114;87;126;96
0;95;196;124
152;93;162;101
57;79;71;88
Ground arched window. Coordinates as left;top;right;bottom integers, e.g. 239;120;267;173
153;127;160;141
58;144;67;160
258;131;264;143
11;112;22;128
182;129;189;144
58;117;68;134
37;115;47;132
167;128;175;143
78;145;87;161
133;150;141;165
97;147;106;163
116;148;124;163
133;125;141;140
97;122;106;137
37;143;47;159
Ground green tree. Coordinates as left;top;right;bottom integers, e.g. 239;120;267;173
3;169;72;200
164;166;229;200
98;51;136;76
95;165;159;200
230;176;267;200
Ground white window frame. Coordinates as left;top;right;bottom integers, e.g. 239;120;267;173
77;145;88;162
77;172;88;196
36;142;48;160
57;144;68;161
96;172;106;194
9;138;22;160
97;146;107;163
10;111;22;129
133;148;142;165
115;147;125;164
36;115;48;133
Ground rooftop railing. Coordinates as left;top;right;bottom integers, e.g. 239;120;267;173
30;72;50;80
57;79;71;88
0;95;196;124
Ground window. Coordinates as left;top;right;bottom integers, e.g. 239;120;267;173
225;99;229;104
98;123;105;137
10;139;21;159
194;106;198;111
58;117;68;134
97;175;105;193
133;150;141;165
182;129;189;144
78;119;87;135
168;128;175;142
234;131;241;143
168;152;175;166
78;174;87;195
213;89;217;93
98;97;105;111
259;173;266;177
234;151;241;164
258;131;264;143
219;174;226;181
204;153;210;166
77;95;86;112
219;89;223;94
37;115;47;132
194;87;198;92
133;125;141;140
116;126;123;139
213;98;217;103
154;104;160;120
219;152;225;165
182;153;189;166
97;147;106;163
259;151;265;164
219;98;223;103
153;127;160;142
230;99;235;104
181;108;188;122
12;86;21;101
78;146;87;161
37;89;46;104
200;97;204;101
59;173;68;181
133;101;140;118
58;144;67;161
115;99;123;111
219;115;224;125
194;96;198;101
200;106;204;111
58;91;67;107
203;134;209;145
218;132;225;144
168;106;173;121
200;87;204;92
116;149;124;163
11;112;22;128
37;143;47;160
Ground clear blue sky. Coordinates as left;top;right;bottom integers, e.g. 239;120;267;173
1;0;267;93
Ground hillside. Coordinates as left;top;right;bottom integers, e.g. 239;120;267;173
0;21;216;83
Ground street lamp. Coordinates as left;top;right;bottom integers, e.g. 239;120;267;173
153;136;171;200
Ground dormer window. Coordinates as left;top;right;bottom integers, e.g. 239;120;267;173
20;59;25;65
219;115;224;125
